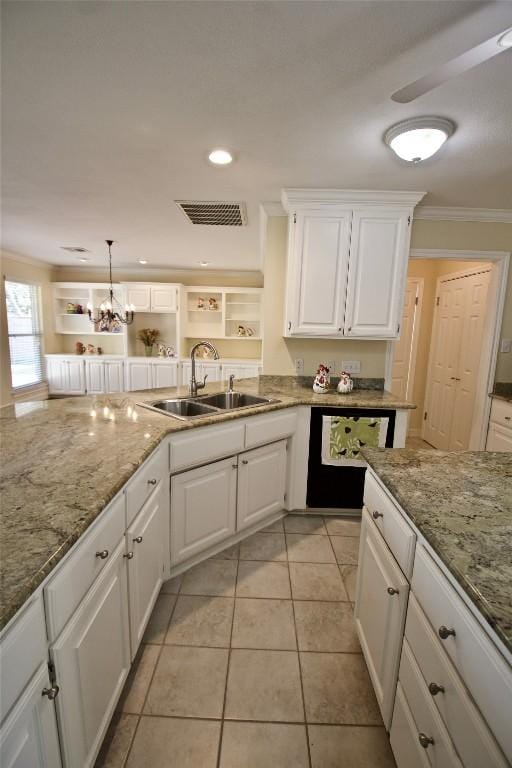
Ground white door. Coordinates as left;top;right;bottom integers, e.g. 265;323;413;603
126;488;165;657
391;278;423;400
150;286;177;313
51;539;130;768
237;441;287;531
152;362;178;389
104;361;124;394
66;360;86;395
125;286;151;312
287;211;352;336
46;359;67;394
344;210;410;338
0;663;62;768
354;509;409;728
170;457;237;565
85;360;105;395
126;361;152;392
486;424;512;452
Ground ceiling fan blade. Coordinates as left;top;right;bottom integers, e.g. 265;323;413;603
391;29;511;103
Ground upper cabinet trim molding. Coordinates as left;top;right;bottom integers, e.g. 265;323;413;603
415;206;512;223
281;188;427;210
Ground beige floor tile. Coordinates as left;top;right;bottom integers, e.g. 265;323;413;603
289;563;348;601
239;532;287;561
231;598;296;650
144;645;228;718
95;712;138;768
142;593;177;644
165;595;234;647
236;560;291;599
330;536;360;565
323;517;361;537
180;559;237;597
209;543;240;560
118;644;160;714
160;574;182;594
284;515;327;534
261;517;285;532
309;725;396;768
220;722;309;768
294;601;360;652
340;564;358;601
286;533;336;563
126;716;220;768
301;652;382;724
225;649;304;722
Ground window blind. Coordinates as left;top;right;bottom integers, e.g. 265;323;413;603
5;280;44;389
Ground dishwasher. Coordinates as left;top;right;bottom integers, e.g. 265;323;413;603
306;406;396;510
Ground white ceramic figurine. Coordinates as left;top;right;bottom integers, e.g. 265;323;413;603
337;370;354;393
313;363;330;393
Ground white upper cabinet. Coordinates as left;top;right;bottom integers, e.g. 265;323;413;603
281;189;425;339
123;284;179;313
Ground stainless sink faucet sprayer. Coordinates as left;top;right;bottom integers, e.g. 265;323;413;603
189;341;220;396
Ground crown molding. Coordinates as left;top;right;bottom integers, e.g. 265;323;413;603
0;249;54;270
415;206;512;223
281;188;427;211
410;248;510;261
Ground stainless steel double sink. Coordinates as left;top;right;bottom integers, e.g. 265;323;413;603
137;391;279;420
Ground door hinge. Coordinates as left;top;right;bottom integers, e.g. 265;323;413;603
407;215;411;226
397;324;400;334
436;296;440;306
48;661;57;686
424;411;427;421
415;296;419;305
293;213;297;224
284;493;287;502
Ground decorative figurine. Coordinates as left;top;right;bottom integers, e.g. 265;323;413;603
86;343;96;355
157;343;166;357
109;317;122;333
197;297;205;310
97;347;103;355
66;302;77;314
75;304;84;314
75;341;85;355
99;316;110;333
165;345;176;358
313;363;330;393
208;297;218;311
337;371;354;394
237;325;246;336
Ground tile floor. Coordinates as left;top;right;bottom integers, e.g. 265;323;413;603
95;514;396;768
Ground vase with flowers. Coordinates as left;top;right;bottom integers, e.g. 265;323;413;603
137;328;161;357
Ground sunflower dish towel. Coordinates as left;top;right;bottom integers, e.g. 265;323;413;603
321;415;389;467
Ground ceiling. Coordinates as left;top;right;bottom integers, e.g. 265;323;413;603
2;1;512;271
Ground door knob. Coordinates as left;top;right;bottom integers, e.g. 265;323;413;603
133;536;143;544
438;625;456;640
95;549;109;560
42;685;60;700
148;478;157;485
242;459;249;465
418;733;434;749
428;682;445;696
124;551;134;560
372;511;383;519
387;587;399;596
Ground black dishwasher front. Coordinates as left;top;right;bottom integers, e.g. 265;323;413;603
306;406;396;509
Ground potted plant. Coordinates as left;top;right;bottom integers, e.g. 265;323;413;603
137;328;161;357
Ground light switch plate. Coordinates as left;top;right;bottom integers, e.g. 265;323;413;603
327;361;337;378
341;360;361;374
295;358;304;375
501;339;512;354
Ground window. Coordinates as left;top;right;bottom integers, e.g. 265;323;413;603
5;280;44;390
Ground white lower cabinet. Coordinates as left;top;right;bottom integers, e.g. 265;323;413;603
171;457;237;565
237;441;287;530
221;363;261;381
47;357;86;395
84;359;104;395
180;361;222;387
0;663;62;768
486;422;512;451
390;685;431;768
125;359;178;391
354;507;409;728
51;539;130;768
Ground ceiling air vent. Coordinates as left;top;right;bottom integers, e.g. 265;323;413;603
60;246;89;253
176;200;247;226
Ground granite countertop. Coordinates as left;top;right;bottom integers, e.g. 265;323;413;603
362;448;512;654
0;376;414;632
490;383;512;403
490;392;512;404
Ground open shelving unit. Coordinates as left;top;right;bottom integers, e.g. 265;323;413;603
53;283;128;354
185;286;263;341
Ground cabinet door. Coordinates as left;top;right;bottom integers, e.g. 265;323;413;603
125;361;152;392
222;364;261;381
390;685;431;768
150;286;177;313
125;286;151;312
0;663;62;768
46;359;67;394
287;211;351;336
354;508;409;728
237;440;287;531
51;539;130;768
486;423;512;452
66;360;86;395
344;210;410;338
126;488;165;657
152;362;178;389
171;457;237;565
104;361;124;394
85;361;105;395
181;361;191;387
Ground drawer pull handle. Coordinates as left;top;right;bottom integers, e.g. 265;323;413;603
418;733;434;749
133;536;143;544
242;459;249;465
124;551;134;560
95;549;109;560
505;416;511;421
42;685;60;701
438;625;456;640
387;587;399;596
232;464;238;469
372;511;383;519
428;682;445;696
148;478;157;485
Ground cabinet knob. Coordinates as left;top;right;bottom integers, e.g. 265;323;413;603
418;733;434;749
372;510;383;520
148;478;157;485
232;464;238;469
505;416;511;421
133;536;143;544
387;587;399;596
242;459;249;465
438;625;456;640
124;551;134;560
95;549;109;560
288;321;291;332
347;326;352;332
42;685;60;701
428;682;445;696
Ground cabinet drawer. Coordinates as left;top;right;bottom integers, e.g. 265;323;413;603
170;421;245;472
390;685;431;768
489;398;512;429
364;471;416;578
405;594;508;768
398;641;462;768
44;492;126;642
0;595;47;724
244;409;297;449
412;545;512;761
126;445;167;524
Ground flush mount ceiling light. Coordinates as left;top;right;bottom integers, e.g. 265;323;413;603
384;117;455;163
138;260;147;265
498;28;512;48
198;260;211;267
208;148;233;166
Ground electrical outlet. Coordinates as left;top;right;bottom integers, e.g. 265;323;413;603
295;358;304;375
341;360;361;374
501;338;512;354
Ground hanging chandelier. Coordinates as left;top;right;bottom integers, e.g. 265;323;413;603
86;240;135;326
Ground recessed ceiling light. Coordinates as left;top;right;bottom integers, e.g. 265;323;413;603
498;28;512;48
198;261;211;267
138;260;148;265
208;148;233;166
384;117;455;163
77;257;90;262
